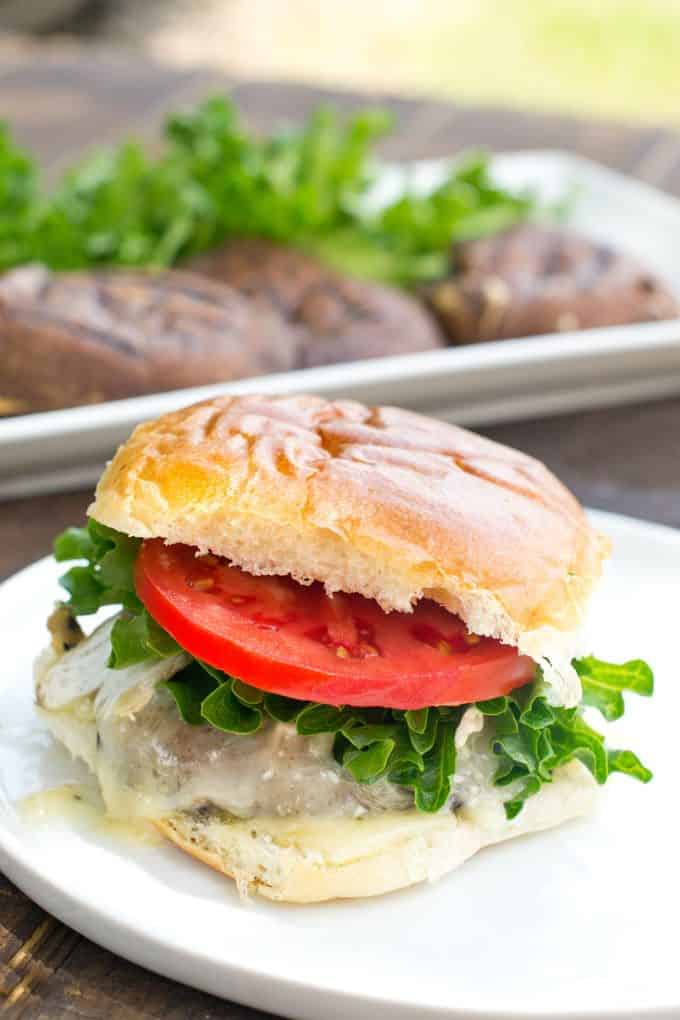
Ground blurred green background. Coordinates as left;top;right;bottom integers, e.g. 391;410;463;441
2;0;680;124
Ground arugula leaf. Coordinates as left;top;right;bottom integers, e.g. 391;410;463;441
480;662;653;818
201;681;262;734
296;703;353;735
475;696;508;716
575;655;654;721
413;720;457;812
406;708;439;755
520;694;556;729
0;122;38;269
493;728;538;775
404;707;428;734
343;740;395;783
384;728;426;775
503;776;543;820
0;99;538;286
55;520;171;670
263;692;308;723
58;566;108;616
161;662;219;725
341;723;400;749
145;616;181;658
376;152;535;266
55;519;142;615
197;661;225;684
232;679;265;706
108;609;181;668
53;526;98;563
516;671;557;728
108;612;155;669
607;748;653;783
98;533;141;596
550;714;609;785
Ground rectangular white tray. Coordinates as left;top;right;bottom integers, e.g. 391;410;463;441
3;149;680;500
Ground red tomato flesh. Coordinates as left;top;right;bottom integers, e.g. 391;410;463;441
135;540;536;709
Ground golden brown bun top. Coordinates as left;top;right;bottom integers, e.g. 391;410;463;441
90;394;608;703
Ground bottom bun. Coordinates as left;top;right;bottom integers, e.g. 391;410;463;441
156;761;595;903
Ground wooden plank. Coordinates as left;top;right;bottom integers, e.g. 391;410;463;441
0;489;90;582
19;942;272;1019
629;133;680;195
484;395;680;527
0;915;81;1018
422;103;662;167
226;78;680;186
0;50;215;171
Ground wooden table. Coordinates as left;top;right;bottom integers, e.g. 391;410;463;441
2;47;680;1019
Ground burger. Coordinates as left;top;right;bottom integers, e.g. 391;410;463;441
35;395;653;902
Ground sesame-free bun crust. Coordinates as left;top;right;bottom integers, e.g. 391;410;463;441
89;394;608;704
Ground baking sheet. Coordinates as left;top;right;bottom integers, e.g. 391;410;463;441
3;149;680;499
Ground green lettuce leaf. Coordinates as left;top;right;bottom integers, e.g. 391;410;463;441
343;740;396;783
55;519;141;615
296;703;353;735
413;720;457;812
108;609;181;669
160;662;220;725
575;655;654;721
54;520;179;669
0;122;37;269
478;660;654;819
201;681;262;735
607;748;653;783
262;693;307;723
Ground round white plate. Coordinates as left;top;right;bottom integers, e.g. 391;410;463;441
0;509;677;1019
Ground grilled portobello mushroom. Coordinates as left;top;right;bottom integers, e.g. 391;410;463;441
187;238;445;367
0;265;301;415
424;225;680;344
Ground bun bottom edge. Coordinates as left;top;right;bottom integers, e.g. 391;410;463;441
156;763;596;903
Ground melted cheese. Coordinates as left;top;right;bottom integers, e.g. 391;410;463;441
18;783;161;845
36;621;506;824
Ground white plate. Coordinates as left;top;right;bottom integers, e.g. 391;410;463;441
0;509;677;1019
3;149;680;500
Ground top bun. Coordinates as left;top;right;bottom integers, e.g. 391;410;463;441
89;395;608;705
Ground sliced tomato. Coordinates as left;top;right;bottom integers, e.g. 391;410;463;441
135;540;536;709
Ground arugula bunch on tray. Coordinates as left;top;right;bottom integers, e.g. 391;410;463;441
0;97;536;285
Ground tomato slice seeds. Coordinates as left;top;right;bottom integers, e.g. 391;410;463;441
135;540;536;710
